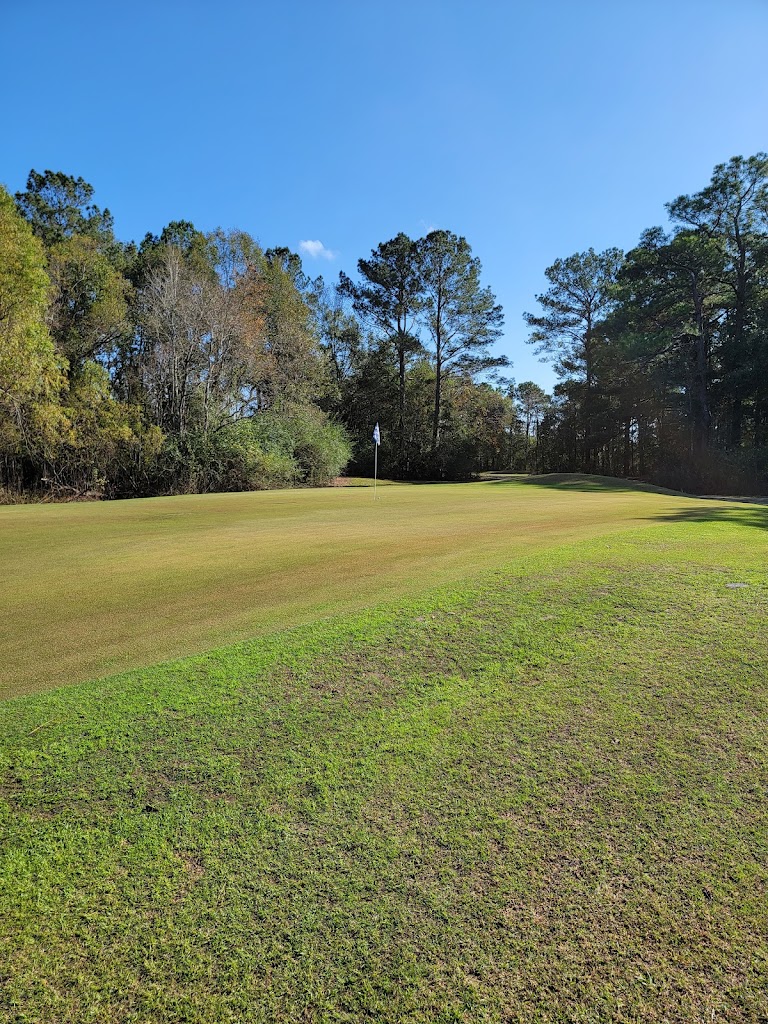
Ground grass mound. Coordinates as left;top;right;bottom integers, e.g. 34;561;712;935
2;508;767;1022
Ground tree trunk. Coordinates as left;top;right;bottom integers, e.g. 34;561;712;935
691;284;712;454
432;356;441;449
638;417;646;478
623;418;631;476
731;396;743;448
729;219;748;447
583;316;594;471
398;341;406;474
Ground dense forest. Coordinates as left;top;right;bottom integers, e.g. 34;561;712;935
527;152;768;494
2;153;767;500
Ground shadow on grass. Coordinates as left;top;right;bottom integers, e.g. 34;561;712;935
647;504;768;531
492;473;768;529
493;473;678;495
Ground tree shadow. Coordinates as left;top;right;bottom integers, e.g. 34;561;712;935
647;504;768;531
497;473;678;495
491;473;768;530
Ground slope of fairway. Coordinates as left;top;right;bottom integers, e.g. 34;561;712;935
0;474;740;697
1;504;767;1022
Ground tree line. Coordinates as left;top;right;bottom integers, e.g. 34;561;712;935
526;153;768;493
2;154;767;501
0;171;519;499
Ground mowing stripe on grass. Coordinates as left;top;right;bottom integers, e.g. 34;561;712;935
1;511;767;1022
0;474;754;697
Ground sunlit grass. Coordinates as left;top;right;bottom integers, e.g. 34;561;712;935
0;474;737;698
1;498;767;1021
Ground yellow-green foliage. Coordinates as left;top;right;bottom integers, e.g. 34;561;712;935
0;186;65;457
58;361;163;492
47;234;130;365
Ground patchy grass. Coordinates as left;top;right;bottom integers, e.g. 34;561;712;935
1;497;767;1022
0;475;740;697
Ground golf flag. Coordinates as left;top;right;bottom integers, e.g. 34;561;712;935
372;422;380;499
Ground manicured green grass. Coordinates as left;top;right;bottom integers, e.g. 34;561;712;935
0;474;732;698
1;487;767;1022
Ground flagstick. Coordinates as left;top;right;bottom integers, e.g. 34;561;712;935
374;442;378;501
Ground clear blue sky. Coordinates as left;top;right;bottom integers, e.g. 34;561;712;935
3;0;768;391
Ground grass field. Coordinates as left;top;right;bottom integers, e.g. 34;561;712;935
0;473;741;699
2;477;767;1021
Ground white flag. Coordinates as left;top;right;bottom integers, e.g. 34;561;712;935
372;422;381;445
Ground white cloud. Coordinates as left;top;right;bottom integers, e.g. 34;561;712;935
299;239;337;261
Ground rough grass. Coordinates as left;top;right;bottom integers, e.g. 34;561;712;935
0;474;738;698
1;490;767;1022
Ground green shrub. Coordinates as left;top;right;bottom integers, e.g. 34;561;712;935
152;407;351;494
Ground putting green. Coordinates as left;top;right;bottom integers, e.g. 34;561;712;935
0;475;742;698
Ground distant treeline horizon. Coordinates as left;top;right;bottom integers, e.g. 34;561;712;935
2;153;767;501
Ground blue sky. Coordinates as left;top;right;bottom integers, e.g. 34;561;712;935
3;0;768;390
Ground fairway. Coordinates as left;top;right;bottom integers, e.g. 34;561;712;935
6;3;768;1018
0;474;742;698
1;482;767;1023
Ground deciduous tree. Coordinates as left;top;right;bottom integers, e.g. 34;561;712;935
0;186;65;482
